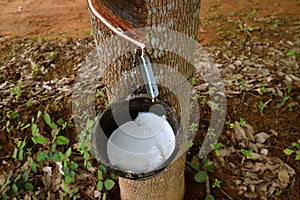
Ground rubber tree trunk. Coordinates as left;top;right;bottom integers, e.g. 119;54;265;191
88;0;201;199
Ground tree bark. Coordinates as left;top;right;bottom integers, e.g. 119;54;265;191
88;0;201;199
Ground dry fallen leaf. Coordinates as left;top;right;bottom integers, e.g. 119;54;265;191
277;167;290;183
234;124;248;148
248;142;258;153
243;124;255;142
255;132;270;144
56;162;64;175
263;162;280;171
249;184;255;192
219;147;233;157
94;190;101;198
267;186;276;196
248;152;264;161
283;163;296;175
0;174;7;186
42;166;52;174
260;148;268;156
24;194;31;200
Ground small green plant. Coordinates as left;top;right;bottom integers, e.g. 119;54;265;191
193;93;200;100
276;89;291;108
191;77;200;85
226;120;235;129
229;12;237;17
95;87;109;106
49;51;56;57
275;189;282;196
284;139;300;160
90;29;94;36
287;102;298;110
258;100;267;113
187;140;194;152
10;111;20;119
189;122;198;133
189;156;214;183
5;120;13;133
194;170;207;183
10;81;23;102
259;86;266;94
237;20;260;36
12;138;27;161
226;118;247;129
239;118;246;126
212;178;221;189
273;19;282;28
31;62;40;76
238;80;246;90
246;9;257;20
286;51;297;57
208;101;220;111
31;123;46;145
26;99;32;107
201;96;208;105
205;195;215;200
207;128;216;140
0;169;35;199
213;13;221;19
241;148;253;158
97;164;116;197
211;142;223;156
77;141;92;169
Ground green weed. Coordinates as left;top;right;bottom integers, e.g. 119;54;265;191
189;122;198;133
241;148;253;158
258;100;267;113
259;86;266;94
273;19;282;28
212;178;221;189
187;155;217;199
49;51;57;57
31;62;40;76
226;118;247;129
284;139;300;160
276;87;292;108
10;81;23;102
211;142;223;156
246;9;257;20
238;80;246;90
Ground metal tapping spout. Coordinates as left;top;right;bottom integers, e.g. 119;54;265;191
135;48;159;100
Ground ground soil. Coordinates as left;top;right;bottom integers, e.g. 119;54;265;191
0;0;299;200
2;0;299;44
0;0;91;42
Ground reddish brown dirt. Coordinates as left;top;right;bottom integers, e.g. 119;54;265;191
199;0;300;45
2;0;299;43
0;0;91;42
